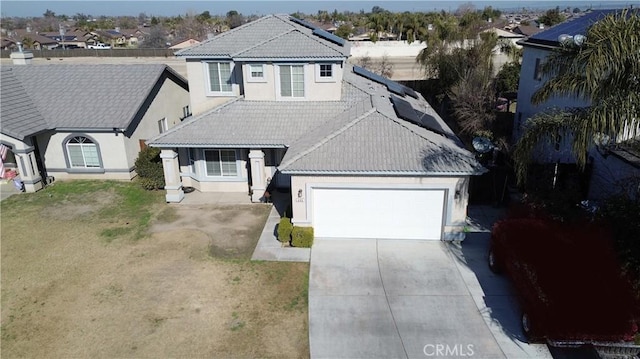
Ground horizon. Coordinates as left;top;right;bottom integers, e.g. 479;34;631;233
1;0;638;18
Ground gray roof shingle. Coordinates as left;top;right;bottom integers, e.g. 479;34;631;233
149;64;485;175
1;64;187;139
176;14;349;59
0;69;48;140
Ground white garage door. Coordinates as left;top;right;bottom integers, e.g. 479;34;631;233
313;188;445;240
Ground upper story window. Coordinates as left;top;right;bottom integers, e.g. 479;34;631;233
315;63;336;82
206;62;233;95
66;135;101;168
247;64;265;82
534;58;543;81
182;105;191;120
158;117;168;134
279;64;305;98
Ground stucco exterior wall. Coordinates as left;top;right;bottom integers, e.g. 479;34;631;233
588;150;640;200
290;175;470;239
125;76;190;169
515;45;590;163
186;59;239;115
37;131;132;180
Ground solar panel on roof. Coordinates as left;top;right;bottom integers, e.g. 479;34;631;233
402;85;419;99
530;10;617;42
353;65;388;86
353;66;411;97
289;17;318;30
386;81;406;97
419;113;449;137
312;28;346;46
390;95;420;125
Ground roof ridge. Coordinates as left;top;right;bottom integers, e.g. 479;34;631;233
176;15;277;56
280;101;375;169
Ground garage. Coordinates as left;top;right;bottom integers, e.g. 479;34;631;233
312;187;446;240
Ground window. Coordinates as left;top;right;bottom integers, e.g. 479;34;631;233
66;136;100;168
204;149;237;177
182;105;191;120
206;62;233;93
315;63;336;82
158;118;168;133
534;58;543;81
247;64;265;82
279;65;304;97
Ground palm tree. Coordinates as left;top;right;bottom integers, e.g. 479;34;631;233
514;9;640;183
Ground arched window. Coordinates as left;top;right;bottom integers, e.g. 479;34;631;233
66;136;101;168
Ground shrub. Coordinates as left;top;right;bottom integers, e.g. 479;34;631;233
277;217;293;243
135;147;165;190
291;226;314;248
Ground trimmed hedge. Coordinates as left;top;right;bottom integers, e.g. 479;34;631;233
277;217;293;243
291;226;314;248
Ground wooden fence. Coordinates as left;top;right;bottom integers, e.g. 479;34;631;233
1;48;176;59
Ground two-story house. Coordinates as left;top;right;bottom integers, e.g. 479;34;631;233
148;15;485;241
515;9;640;199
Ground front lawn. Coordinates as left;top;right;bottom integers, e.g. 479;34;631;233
1;180;309;358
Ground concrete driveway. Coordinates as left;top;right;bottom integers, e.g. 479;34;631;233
309;239;506;359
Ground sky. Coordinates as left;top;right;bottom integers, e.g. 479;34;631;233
1;0;638;18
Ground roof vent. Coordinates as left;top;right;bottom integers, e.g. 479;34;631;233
10;42;33;65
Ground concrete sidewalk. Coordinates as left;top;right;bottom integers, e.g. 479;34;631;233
251;205;310;262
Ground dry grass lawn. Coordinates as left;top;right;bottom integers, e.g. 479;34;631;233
1;180;309;358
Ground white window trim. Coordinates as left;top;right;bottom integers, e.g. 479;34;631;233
315;63;336;83
203;149;239;178
65;136;101;168
158;117;168;134
275;64;307;101
203;61;235;96
246;63;267;83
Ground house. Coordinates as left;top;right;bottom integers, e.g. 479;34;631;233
512;24;545;37
148;14;485;241
5;28;59;50
40;29;99;48
515;9;640;200
169;38;201;50
0;53;190;193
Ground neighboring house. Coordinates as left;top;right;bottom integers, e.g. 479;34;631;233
148;14;485;241
169;38;201;50
482;27;525;73
5;29;59;50
0;57;190;193
40;29;98;48
513;24;546;37
515;9;640;200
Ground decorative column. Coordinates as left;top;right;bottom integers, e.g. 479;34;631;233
160;149;184;203
248;149;266;203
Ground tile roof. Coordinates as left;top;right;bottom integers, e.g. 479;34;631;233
1;64;187;140
0;69;48;140
176;14;349;59
149;65;484;175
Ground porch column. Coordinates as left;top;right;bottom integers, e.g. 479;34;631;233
249;149;266;203
10;138;43;193
160;148;184;203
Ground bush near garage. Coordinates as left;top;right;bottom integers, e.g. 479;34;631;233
291;226;314;248
135;147;165;190
277;217;293;243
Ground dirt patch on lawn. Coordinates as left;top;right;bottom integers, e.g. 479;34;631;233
1;183;308;358
149;204;271;259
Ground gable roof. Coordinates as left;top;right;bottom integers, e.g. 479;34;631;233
1;64;188;140
176;14;349;59
148;64;484;176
